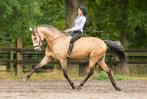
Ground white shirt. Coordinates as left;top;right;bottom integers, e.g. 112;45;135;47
70;15;86;33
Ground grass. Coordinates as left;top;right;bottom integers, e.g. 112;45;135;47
91;71;147;80
0;70;147;81
31;70;65;80
0;69;83;81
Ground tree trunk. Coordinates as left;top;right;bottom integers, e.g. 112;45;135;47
120;0;129;49
119;0;129;75
65;0;84;28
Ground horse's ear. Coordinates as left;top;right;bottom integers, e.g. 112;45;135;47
29;27;33;32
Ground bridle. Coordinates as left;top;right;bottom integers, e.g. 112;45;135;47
32;27;42;48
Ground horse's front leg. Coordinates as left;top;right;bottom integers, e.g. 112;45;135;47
23;56;51;81
59;59;75;89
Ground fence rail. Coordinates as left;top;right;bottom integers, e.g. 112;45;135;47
0;48;147;64
0;48;147;76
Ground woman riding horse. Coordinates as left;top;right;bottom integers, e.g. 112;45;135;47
64;6;87;58
24;25;126;91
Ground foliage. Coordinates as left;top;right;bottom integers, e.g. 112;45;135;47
39;0;66;29
0;0;42;47
0;0;146;48
85;0;147;48
92;71;132;80
127;0;147;48
0;0;65;47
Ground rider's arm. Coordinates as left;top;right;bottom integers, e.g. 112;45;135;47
70;16;86;32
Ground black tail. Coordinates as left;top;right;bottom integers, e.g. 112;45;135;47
104;40;126;65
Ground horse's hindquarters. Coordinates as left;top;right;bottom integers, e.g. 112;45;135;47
70;37;107;59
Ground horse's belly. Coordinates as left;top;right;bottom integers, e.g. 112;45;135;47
71;44;91;59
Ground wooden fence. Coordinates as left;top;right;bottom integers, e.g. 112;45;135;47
0;48;147;76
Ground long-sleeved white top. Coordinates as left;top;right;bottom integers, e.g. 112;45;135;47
70;15;86;33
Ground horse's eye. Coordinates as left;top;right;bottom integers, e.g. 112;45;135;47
34;37;37;40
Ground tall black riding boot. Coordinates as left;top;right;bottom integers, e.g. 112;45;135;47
67;43;74;58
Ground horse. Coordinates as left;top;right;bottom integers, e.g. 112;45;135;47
23;25;126;91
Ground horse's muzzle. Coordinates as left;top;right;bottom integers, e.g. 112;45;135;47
34;46;42;52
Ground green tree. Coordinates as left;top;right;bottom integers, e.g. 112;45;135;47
39;0;66;29
0;0;66;47
0;0;146;48
85;0;147;48
127;0;147;48
0;0;42;47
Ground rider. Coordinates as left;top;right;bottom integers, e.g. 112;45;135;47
64;6;87;58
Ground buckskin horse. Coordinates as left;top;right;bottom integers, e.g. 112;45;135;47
23;25;126;91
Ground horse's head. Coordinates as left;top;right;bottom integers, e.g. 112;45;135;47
30;25;65;51
30;27;44;51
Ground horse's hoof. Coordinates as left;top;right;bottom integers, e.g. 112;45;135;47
76;86;82;90
71;85;75;90
72;87;75;90
115;87;121;91
22;77;27;82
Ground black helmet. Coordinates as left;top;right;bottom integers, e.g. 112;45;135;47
78;6;87;16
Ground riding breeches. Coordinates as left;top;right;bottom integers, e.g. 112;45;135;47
69;31;82;44
67;31;82;57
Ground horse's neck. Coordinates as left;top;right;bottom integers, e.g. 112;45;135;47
40;28;59;41
43;28;69;42
40;28;66;49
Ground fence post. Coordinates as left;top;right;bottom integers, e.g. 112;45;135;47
79;63;87;77
16;37;23;76
114;54;129;75
10;43;15;73
10;50;14;72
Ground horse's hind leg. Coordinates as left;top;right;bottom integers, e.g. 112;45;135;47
98;58;121;91
23;56;51;81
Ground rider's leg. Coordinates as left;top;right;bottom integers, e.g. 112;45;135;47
67;31;82;58
67;43;74;58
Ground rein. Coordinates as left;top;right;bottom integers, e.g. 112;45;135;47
33;27;67;47
49;34;65;43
